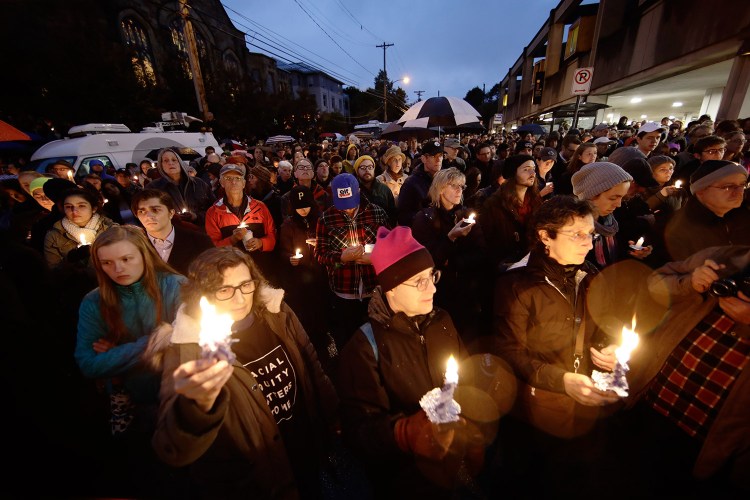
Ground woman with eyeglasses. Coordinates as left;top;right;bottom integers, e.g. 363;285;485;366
151;246;338;499
338;226;487;498
412;167;489;343
492;196;620;492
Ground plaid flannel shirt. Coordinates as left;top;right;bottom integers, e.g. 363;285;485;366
315;197;390;298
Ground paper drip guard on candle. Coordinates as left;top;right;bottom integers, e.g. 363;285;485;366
591;322;640;397
461;212;477;227
419;355;461;424
198;297;238;363
364;243;374;254
293;248;303;259
629;236;645;251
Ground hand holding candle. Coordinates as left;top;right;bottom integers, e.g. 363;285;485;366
290;248;303;266
461;212;477;227
674;180;683;189
419;355;461;423
630;236;645;251
591;319;640;397
198;296;238;363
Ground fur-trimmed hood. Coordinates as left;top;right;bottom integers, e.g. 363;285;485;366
144;284;285;370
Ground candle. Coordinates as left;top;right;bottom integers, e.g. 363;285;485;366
466;213;476;224
67;170;74;181
674;180;683;189
419;355;462;423
630;236;645;250
181;208;188;214
198;296;237;363
364;243;374;254
293;248;303;259
78;233;88;247
591;319;640;397
103;198;109;204
133;175;139;181
237;221;247;229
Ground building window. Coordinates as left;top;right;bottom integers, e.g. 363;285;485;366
169;20;209;80
223;52;241;101
323;94;327;107
120;18;156;87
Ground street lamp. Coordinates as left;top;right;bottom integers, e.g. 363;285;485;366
385;76;409;121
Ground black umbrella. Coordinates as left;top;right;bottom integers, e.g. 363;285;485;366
397;96;482;131
516;123;547;136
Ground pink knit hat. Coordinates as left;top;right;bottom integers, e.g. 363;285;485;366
370;226;435;292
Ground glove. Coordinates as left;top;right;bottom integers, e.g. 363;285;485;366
67;245;91;264
394;410;455;460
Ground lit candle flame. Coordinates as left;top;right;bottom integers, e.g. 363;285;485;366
635;237;645;248
103;198;109;204
133;175;139;181
181;208;187;213
615;318;640;364
237;221;247;229
198;296;234;349
445;355;459;384
67;170;74;181
294;248;303;259
466;213;476;224
79;233;87;246
674;180;682;189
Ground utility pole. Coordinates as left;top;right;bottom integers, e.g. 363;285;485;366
179;0;210;122
414;90;425;102
376;42;394;121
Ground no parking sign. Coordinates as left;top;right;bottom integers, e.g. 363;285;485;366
571;67;594;95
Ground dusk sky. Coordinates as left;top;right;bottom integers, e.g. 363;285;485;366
222;0;557;105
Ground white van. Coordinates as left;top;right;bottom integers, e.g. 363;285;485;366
30;123;221;176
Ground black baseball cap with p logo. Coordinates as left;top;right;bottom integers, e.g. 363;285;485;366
290;185;314;209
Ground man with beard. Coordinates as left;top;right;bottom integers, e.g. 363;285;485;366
315;159;331;189
471;143;500;189
354;155;396;225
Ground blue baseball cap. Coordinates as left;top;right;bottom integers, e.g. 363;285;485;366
331;173;360;210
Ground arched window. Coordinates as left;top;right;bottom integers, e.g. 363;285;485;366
120;18;156;87
170;20;210;82
223;52;241;101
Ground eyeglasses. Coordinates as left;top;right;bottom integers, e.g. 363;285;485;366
214;279;259;301
358;163;375;171
447;182;466;191
557;231;601;242
708;184;746;193
223;176;245;183
401;269;441;291
702;148;726;155
296;166;313;171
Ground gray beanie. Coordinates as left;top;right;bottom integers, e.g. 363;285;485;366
572;162;634;200
689;160;748;194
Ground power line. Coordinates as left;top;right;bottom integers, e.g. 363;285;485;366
221;3;367;84
296;0;373;47
335;0;382;42
291;0;376;77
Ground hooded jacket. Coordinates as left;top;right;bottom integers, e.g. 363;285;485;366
149;156;215;227
149;284;338;499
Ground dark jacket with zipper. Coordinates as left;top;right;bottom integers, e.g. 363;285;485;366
479;190;531;269
493;248;616;393
149;285;337;499
338;287;467;497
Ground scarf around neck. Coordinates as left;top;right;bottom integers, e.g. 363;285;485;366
61;212;103;244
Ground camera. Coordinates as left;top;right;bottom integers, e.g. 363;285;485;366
709;273;750;298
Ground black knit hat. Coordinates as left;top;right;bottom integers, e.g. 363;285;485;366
42;178;78;203
690;160;748;194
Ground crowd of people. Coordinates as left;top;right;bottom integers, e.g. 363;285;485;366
1;113;750;498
